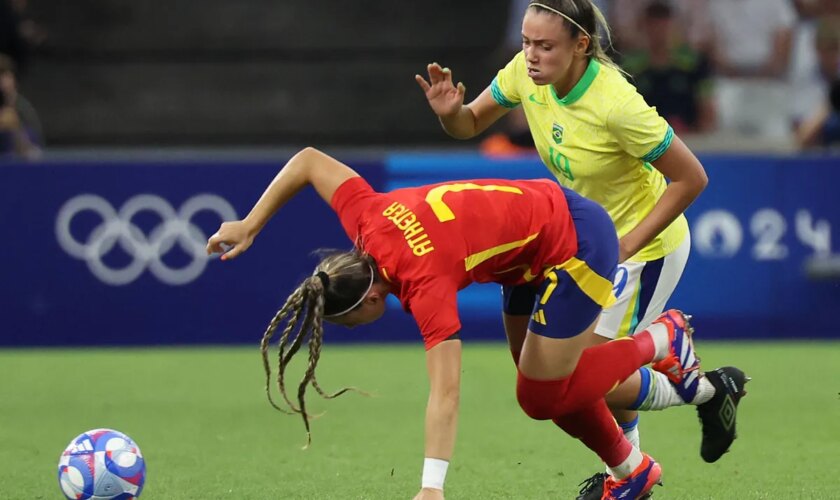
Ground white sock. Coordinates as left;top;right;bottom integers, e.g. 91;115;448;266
604;423;642;475
608;446;643;479
645;323;670;361
638;370;687;410
692;376;716;405
623;424;640;449
636;369;716;409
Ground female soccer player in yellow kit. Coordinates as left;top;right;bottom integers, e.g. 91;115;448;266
416;1;747;498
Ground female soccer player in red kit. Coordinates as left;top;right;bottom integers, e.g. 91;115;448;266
207;147;705;499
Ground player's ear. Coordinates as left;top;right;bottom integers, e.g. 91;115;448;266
364;291;383;306
576;35;590;56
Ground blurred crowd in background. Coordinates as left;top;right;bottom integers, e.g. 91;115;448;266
0;0;42;160
1;0;839;161
486;0;840;155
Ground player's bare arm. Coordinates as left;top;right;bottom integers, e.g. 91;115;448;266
618;136;708;262
206;147;359;260
416;63;509;139
414;338;462;499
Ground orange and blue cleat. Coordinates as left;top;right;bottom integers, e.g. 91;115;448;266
602;453;662;500
650;309;702;403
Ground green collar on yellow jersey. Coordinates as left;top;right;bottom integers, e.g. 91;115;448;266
550;58;600;106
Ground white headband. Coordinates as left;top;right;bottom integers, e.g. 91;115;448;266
529;2;593;40
321;263;376;318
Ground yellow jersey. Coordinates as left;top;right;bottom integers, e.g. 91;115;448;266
490;52;688;262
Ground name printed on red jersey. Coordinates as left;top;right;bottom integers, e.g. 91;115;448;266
381;201;435;257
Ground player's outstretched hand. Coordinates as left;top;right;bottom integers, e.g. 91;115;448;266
206;220;255;261
412;488;444;500
415;62;466;119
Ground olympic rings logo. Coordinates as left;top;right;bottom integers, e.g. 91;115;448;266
55;194;237;286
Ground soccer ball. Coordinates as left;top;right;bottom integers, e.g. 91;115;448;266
57;429;146;499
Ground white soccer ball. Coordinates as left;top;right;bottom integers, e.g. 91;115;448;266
57;428;146;499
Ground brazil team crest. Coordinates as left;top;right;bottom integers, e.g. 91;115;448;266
552;123;564;144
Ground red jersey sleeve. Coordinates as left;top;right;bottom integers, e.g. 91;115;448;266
330;176;376;242
403;283;461;350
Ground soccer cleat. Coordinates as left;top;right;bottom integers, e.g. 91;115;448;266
697;366;750;463
577;472;655;500
576;472;607;500
650;309;702;403
602;454;662;500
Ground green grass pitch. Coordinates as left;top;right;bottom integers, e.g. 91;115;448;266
2;341;838;499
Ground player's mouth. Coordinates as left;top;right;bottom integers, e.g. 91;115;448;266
527;67;540;78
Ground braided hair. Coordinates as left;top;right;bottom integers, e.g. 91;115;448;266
259;249;375;447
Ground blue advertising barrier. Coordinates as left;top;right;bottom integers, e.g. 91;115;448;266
1;153;839;346
0;159;403;347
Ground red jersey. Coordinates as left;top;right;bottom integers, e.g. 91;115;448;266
331;177;578;349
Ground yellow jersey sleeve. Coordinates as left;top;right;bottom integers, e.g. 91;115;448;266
490;52;524;109
606;91;674;163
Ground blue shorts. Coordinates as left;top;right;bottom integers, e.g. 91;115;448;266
502;187;618;339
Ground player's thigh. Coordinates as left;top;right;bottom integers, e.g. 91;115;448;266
519;261;612;379
518;188;618;379
520;316;599;380
503;313;529;354
501;284;536;355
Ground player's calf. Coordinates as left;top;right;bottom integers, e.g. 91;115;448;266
515;372;566;420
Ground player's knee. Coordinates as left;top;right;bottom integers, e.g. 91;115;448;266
516;372;564;420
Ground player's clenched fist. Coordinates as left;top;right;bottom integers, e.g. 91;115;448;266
206;220;255;260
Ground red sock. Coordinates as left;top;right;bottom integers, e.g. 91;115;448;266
632;330;656;362
553;400;632;467
556;337;653;413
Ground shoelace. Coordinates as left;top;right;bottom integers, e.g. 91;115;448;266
577;472;608;495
